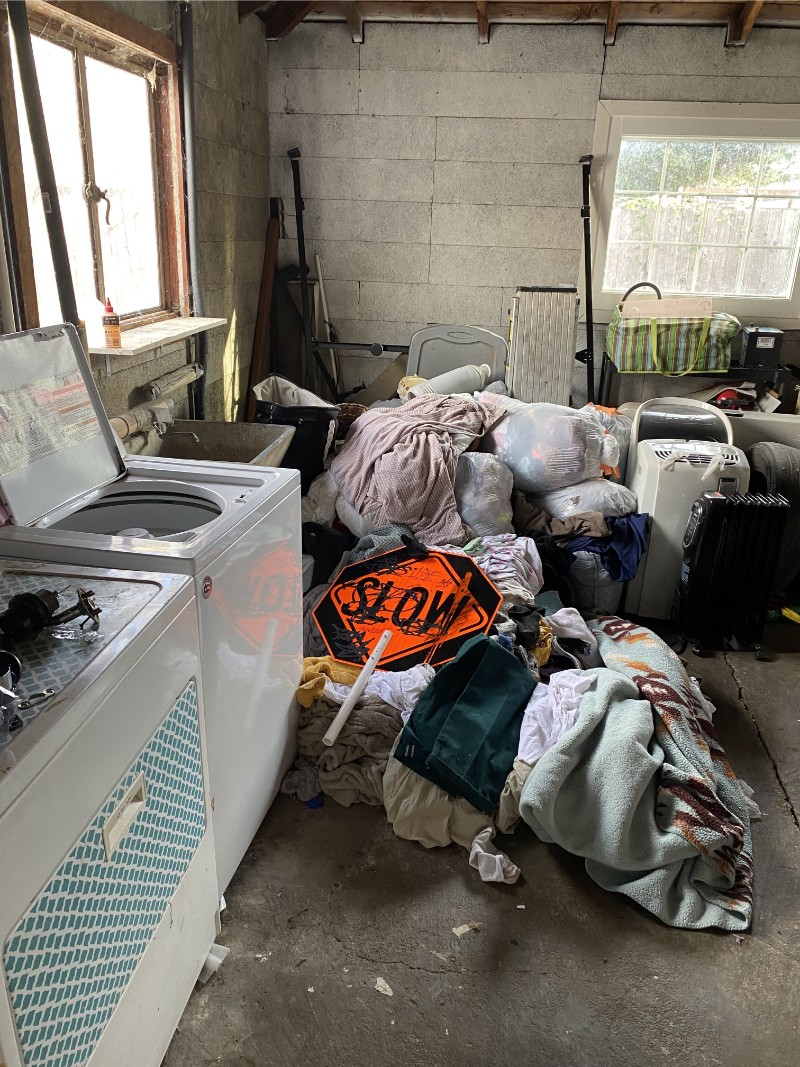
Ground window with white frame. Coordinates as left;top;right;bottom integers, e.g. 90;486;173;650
592;103;800;328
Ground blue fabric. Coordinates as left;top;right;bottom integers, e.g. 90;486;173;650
565;513;649;582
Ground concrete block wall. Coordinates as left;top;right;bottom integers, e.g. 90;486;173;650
269;21;800;403
269;22;600;393
95;1;269;424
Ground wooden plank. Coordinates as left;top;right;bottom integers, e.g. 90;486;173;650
605;0;620;40
726;0;765;41
238;1;272;17
154;63;190;315
88;317;227;357
245;217;281;423
0;12;38;328
310;1;800;24
26;1;177;64
258;1;316;36
476;0;489;39
341;1;365;39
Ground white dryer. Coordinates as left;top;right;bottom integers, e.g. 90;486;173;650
0;325;302;893
0;560;218;1067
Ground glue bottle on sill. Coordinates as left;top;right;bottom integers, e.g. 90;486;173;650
102;297;122;349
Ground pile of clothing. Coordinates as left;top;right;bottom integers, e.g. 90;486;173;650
284;390;757;932
284;610;756;931
474;397;647;615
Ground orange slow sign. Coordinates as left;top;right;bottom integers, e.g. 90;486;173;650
313;545;502;670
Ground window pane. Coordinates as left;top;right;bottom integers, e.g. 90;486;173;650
710;142;761;195
663;141;713;192
605;133;800;298
608;195;657;242
652;244;698;291
741;248;794;296
760;143;800;192
13;37;97;325
85;57;161;314
696;246;743;295
615;140;666;192
603;242;651;290
750;197;800;247
702;197;749;245
655;195;704;243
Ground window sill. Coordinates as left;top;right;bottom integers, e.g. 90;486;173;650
88;316;227;357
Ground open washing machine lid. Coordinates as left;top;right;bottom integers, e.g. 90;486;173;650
0;325;126;528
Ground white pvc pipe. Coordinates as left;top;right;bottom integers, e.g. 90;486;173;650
321;630;392;747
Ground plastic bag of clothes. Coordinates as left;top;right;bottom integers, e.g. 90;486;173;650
454;453;514;537
531;478;637;521
581;405;632;482
569;551;624;615
479;397;620;494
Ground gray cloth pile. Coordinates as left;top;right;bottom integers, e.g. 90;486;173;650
297;695;404;808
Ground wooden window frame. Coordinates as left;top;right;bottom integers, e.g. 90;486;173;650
0;0;188;329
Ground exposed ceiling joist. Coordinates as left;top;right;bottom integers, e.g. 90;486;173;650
476;0;490;41
306;1;800;37
240;1;315;37
238;1;270;18
726;0;765;42
342;1;365;40
605;0;620;42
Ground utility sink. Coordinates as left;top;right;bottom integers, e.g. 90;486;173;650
143;420;296;467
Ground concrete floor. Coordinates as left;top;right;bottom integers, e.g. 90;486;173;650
164;627;800;1067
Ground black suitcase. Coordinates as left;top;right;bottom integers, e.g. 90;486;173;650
678;490;789;656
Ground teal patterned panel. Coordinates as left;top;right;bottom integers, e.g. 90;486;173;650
3;680;206;1067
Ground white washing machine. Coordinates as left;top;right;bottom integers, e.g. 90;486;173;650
0;325;302;893
0;559;218;1067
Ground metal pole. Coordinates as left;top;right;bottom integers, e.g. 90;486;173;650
8;1;79;328
180;2;207;419
580;154;596;404
287;148;315;388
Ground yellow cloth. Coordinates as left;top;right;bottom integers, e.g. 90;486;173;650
296;656;362;708
532;617;553;667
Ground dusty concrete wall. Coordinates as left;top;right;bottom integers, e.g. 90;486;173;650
269;22;601;392
93;1;269;424
268;21;800;403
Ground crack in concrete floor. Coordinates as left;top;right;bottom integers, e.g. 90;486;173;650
724;650;800;832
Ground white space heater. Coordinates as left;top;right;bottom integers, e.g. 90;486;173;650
624;439;750;620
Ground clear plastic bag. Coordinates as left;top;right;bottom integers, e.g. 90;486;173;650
581;405;633;482
480;398;620;494
454;453;514;537
531;479;637;520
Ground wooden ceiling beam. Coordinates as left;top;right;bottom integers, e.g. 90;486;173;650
257;1;316;37
726;0;765;42
341;1;365;40
604;0;620;41
308;1;800;24
238;1;271;18
476;0;489;40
